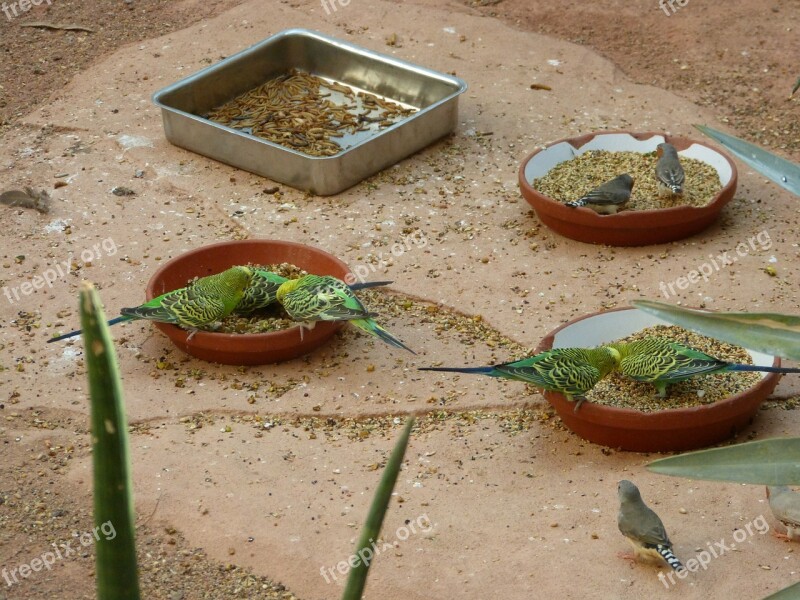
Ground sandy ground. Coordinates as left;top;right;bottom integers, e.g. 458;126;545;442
1;0;800;599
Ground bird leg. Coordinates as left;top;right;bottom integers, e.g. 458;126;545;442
186;322;221;341
771;527;800;542
297;321;317;341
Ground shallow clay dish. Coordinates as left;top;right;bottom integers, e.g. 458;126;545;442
145;239;349;365
518;131;738;246
534;306;780;452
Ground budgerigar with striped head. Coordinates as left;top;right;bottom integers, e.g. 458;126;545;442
120;265;254;334
607;336;800;397
276;274;413;353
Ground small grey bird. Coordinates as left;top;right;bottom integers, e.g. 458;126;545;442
655;143;685;197
565;173;633;215
617;480;684;571
767;486;800;541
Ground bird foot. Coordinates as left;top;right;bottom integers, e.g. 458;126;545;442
298;321;317;341
573;397;587;412
771;530;798;542
186;329;199;341
617;551;638;566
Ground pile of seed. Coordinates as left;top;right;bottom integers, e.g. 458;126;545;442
586;325;761;412
205;69;416;157
532;149;722;210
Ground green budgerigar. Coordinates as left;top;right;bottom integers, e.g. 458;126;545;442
235;268;392;315
275;274;414;353
419;347;621;410
609;336;800;397
48;266;254;342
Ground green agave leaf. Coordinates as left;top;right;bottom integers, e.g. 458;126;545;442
81;282;140;600
763;582;800;600
695;124;800;196
648;438;800;485
341;417;415;600
631;300;800;361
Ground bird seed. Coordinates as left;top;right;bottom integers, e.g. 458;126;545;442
533;150;722;211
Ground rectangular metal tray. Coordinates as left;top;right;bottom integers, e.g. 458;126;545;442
152;28;467;195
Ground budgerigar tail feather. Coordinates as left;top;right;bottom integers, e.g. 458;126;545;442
48;315;131;343
657;545;684;572
418;365;496;375
351;318;415;354
120;304;177;323
729;365;800;374
349;280;393;290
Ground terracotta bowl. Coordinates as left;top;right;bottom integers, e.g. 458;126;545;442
518;131;738;246
534;307;781;452
145;239;350;365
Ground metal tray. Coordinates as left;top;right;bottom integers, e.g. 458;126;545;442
152;28;467;195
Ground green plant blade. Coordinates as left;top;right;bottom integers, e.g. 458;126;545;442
694;124;800;196
631;299;800;361
81;282;140;599
764;582;800;599
341;417;415;600
792;76;800;96
647;438;800;485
